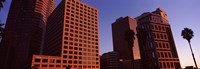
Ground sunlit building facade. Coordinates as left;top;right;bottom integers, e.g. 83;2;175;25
31;0;100;69
136;8;181;69
0;0;55;69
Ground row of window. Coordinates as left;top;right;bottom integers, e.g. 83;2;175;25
64;36;98;42
152;24;166;31
155;42;170;49
62;50;98;56
34;58;99;64
157;51;172;58
65;12;98;22
34;64;99;68
65;24;98;34
66;4;97;14
62;55;99;60
63;46;98;51
65;6;97;18
64;29;98;38
138;15;166;24
64;40;98;45
65;19;98;28
62;48;98;53
67;0;97;12
159;62;174;68
153;33;168;40
64;42;98;47
139;22;167;32
144;41;170;50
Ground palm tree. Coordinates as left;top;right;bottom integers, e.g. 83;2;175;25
125;29;135;69
181;28;198;69
0;0;5;10
0;0;5;40
0;23;4;38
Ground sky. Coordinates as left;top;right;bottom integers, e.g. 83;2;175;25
0;0;200;68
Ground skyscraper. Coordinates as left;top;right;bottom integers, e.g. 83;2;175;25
112;16;140;69
136;8;181;69
31;0;100;69
0;0;55;69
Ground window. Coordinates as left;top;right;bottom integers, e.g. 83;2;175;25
159;43;162;48
42;65;47;67
160;34;163;39
167;62;170;68
35;58;41;62
161;52;164;58
163;43;166;48
157;34;160;38
63;55;67;58
157;52;160;57
69;51;73;54
49;65;54;67
74;56;78;59
163;62;166;68
49;59;55;63
34;64;40;67
69;56;73;59
168;53;171;58
68;60;72;64
164;35;167;39
165;52;168;58
171;62;174;68
152;52;155;58
64;50;67;53
159;62;162;68
56;60;61;63
74;61;77;64
56;65;61;67
42;59;48;63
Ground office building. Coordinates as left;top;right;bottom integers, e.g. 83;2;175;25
0;0;55;69
136;8;181;69
100;51;121;69
31;0;100;69
112;16;140;69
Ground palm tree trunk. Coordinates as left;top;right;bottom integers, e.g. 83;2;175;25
188;41;198;69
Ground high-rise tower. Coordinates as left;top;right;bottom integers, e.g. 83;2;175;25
31;0;100;69
112;16;140;69
136;8;181;69
0;0;55;69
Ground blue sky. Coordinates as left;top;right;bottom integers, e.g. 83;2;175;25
0;0;200;68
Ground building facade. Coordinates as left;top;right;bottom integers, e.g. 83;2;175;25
32;0;100;69
112;16;140;69
136;8;181;69
0;0;55;69
100;51;121;69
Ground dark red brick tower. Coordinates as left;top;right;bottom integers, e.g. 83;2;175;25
136;8;181;69
0;0;55;69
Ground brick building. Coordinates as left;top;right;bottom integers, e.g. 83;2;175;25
31;0;100;69
136;8;181;69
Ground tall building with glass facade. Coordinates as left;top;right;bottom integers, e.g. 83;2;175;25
31;0;100;69
0;0;55;69
136;8;181;69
